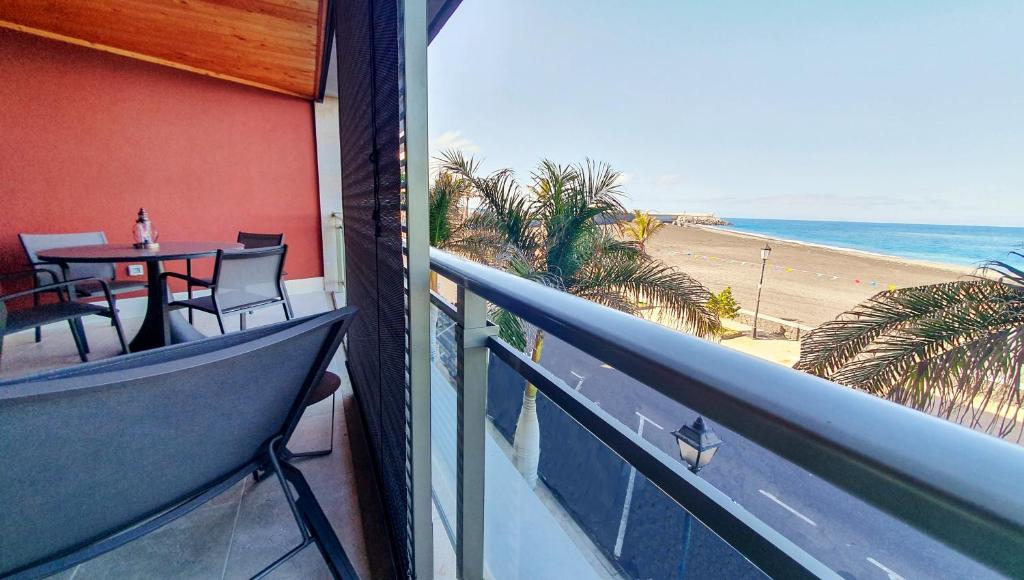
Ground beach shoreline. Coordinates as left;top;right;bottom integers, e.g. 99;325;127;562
646;225;970;327
697;225;977;276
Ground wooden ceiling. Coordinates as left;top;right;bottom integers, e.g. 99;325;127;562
0;0;330;99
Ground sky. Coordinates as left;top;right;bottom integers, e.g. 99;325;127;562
427;0;1024;226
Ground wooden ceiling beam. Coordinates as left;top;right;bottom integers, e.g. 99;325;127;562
0;0;329;99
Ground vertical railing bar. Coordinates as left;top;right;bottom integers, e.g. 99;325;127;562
400;0;432;576
456;285;489;580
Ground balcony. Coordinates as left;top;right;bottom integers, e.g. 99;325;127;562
4;247;1021;579
2;0;1023;578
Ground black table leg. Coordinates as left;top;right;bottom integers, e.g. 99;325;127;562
59;263;91;354
128;260;205;351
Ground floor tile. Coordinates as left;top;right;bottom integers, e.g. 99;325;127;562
72;484;244;580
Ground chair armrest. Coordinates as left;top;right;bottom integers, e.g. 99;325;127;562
0;277;114;307
160;271;214;288
29;266;60;286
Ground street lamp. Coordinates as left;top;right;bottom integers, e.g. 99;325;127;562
672;417;722;576
752;243;772;339
672;416;722;474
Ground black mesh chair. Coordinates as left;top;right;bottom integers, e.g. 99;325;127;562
237;231;286;249
20;232;146;345
0;308;360;580
0;270;129;366
186;231;285;323
165;246;293;334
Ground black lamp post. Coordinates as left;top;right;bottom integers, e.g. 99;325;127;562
672;417;723;576
752;243;772;339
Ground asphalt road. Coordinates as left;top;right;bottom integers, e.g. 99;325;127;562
538;334;1004;580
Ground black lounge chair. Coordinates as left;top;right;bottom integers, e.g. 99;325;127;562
0;308;360;580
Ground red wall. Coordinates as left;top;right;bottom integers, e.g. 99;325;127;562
0;29;323;286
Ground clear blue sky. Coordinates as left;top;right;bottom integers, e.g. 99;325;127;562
427;0;1023;226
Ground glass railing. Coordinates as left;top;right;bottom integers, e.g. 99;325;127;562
429;248;1024;579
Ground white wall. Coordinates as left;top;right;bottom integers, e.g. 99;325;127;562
314;96;345;298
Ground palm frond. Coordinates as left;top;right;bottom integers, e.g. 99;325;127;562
435;149;481;182
536;159;626;282
831;287;1018;391
982;256;1024;287
428;170;470;248
442;154;541;258
796;281;1001;377
488;250;560;351
796;261;1024;439
492;306;529;351
572;252;720;337
574;159;626;210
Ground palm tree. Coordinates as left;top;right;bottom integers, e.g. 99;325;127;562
796;253;1024;441
620;210;666;253
428;163;473;362
439;151;719;485
428;166;474;277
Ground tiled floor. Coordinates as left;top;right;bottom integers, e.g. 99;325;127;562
1;296;373;579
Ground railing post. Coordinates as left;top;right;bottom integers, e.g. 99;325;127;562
400;0;433;576
456;286;492;580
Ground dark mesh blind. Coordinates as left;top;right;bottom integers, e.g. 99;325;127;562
335;0;411;576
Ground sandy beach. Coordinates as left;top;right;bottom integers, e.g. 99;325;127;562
647;225;972;328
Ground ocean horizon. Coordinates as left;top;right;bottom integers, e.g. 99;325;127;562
719;218;1024;267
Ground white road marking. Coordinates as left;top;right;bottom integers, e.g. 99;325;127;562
570;370;586;391
613;453;640;558
757;489;818;527
613;413;665;557
634;411;664;432
866;557;906;580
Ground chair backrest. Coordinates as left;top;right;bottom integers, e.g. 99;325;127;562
0;308;357;577
237;231;285;249
212;245;289;311
19;232;115;282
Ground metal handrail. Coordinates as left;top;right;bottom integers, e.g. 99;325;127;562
430;247;1024;577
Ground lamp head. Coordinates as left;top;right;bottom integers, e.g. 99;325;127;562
672;417;722;474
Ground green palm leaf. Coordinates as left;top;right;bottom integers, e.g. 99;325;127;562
573;252;720;337
428;170;470;248
434;152;720;344
797;256;1024;439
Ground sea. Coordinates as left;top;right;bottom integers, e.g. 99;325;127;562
719;218;1024;268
